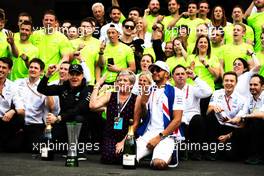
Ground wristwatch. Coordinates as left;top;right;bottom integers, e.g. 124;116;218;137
159;132;166;139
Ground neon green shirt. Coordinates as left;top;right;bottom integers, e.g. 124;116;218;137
78;38;100;85
224;24;254;44
145;15;158;33
0;30;9;57
164;17;186;42
256;52;264;77
166;56;188;73
187;54;219;90
211;45;224;59
31;30;73;81
220;43;254;72
184;18;204;45
71;36;100;51
102;42;134;83
247;11;264;51
9;40;39;80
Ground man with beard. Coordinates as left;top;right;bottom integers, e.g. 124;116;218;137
247;0;264;51
0;57;25;152
100;6;123;42
8;21;39;80
227;74;264;164
144;0;161;32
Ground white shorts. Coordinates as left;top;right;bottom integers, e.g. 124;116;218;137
136;131;174;163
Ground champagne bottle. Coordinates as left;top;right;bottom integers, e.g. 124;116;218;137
41;124;54;161
122;119;137;169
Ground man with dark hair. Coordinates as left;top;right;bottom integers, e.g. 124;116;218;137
173;65;212;160
205;71;245;160
100;6;123;41
9;21;39;80
37;64;93;158
0;57;25;152
31;9;72;82
15;58;54;152
198;0;210;23
227;74;264;164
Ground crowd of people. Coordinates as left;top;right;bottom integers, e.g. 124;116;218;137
0;0;264;169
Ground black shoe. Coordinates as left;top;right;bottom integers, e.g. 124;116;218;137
204;153;216;161
78;152;88;161
189;151;202;161
244;156;263;165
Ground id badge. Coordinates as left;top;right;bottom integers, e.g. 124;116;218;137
114;117;123;130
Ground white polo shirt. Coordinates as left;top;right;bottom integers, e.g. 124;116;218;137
209;89;246;126
15;78;46;125
181;77;212;125
0;79;24;117
237;91;264;116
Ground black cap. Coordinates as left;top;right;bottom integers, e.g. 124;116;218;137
69;64;83;74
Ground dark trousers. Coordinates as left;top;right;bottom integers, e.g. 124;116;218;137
231;119;264;160
24;124;45;153
0;115;24;152
187;114;206;144
205;112;234;143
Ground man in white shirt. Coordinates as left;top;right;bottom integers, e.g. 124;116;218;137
206;71;246;160
0;57;25;152
227;74;264;164
134;61;183;169
15;58;54;152
172;65;212;160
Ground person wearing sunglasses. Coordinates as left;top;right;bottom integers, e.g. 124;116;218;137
120;18;136;46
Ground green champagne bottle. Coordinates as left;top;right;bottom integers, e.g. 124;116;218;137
122;119;137;169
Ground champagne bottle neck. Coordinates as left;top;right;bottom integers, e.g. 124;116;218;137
128;125;134;136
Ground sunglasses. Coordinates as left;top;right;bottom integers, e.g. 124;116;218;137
150;67;162;73
124;25;135;30
233;63;242;66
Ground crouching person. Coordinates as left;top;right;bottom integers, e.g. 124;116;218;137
37;64;93;158
134;61;183;169
0;57;25;152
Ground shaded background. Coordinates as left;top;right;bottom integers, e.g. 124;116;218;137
0;0;252;32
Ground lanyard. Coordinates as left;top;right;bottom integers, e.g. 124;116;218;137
224;95;231;111
185;86;189;99
117;92;132;117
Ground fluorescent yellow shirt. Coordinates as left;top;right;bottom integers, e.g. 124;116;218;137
102;42;134;83
220;43;254;72
9;40;39;80
224;24;254;45
0;30;9;57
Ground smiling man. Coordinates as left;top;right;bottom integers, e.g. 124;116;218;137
205;71;246;160
15;58;54;152
37;64;93;158
0;57;25;152
9;21;39;80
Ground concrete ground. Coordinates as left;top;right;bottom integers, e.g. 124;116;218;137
0;153;263;176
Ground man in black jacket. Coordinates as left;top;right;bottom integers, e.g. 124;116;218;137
37;64;93;155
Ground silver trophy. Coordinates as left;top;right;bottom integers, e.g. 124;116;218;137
65;122;82;167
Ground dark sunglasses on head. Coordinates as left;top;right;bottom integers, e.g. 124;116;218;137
150;66;162;73
124;25;135;30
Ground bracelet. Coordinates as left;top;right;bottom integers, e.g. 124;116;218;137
9;108;17;115
98;51;104;55
205;64;209;68
250;52;255;56
193;75;198;80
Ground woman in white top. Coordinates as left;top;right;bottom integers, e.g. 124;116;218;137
233;53;260;99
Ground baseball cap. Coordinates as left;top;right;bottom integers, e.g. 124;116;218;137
149;61;170;73
106;23;122;34
69;64;83;74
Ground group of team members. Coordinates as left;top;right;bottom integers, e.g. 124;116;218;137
0;0;264;169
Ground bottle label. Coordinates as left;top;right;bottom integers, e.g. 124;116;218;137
41;147;48;158
123;154;136;166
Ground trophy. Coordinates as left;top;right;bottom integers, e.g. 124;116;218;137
65;122;82;167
